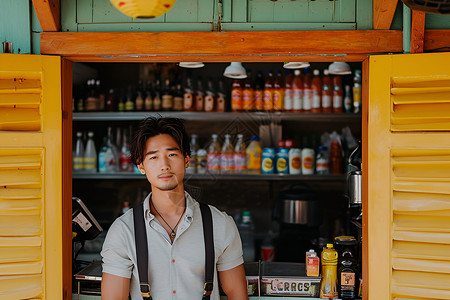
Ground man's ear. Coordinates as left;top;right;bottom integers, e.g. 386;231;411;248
138;163;145;174
185;155;190;166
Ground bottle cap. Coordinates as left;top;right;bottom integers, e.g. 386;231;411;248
324;69;329;75
277;140;285;148
313;69;320;76
251;135;260;141
326;243;334;248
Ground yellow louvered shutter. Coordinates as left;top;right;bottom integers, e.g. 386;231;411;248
367;52;450;299
0;54;62;299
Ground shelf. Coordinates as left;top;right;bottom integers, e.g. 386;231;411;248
72;112;361;122
72;172;345;181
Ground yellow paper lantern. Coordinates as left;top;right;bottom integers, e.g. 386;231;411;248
110;0;176;19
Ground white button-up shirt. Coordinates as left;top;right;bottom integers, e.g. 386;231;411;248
101;191;244;300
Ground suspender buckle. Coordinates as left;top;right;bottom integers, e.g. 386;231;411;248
203;281;214;295
140;283;151;299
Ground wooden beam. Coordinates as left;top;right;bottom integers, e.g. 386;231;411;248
32;0;60;31
373;0;398;30
424;29;450;52
40;31;403;62
411;10;426;53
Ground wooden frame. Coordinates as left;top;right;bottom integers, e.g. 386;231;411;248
32;0;60;31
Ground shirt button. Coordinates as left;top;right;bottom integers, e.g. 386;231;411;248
172;259;175;263
173;290;176;294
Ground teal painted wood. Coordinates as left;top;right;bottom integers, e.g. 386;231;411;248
221;0;232;23
165;0;203;23
0;0;31;54
77;23;213;32
198;0;215;22
222;22;356;31
78;0;94;23
425;13;450;29
231;0;247;22
31;5;41;54
62;0;78;32
340;0;356;22
355;0;372;29
391;1;403;30
93;0;133;23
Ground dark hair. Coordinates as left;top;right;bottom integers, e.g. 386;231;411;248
130;116;191;165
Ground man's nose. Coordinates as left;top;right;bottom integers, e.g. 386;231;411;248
160;157;170;171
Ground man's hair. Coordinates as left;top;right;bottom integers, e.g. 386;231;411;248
130;116;191;165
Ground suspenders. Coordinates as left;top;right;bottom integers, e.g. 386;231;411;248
133;201;215;300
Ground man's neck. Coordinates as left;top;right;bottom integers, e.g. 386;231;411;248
151;186;186;215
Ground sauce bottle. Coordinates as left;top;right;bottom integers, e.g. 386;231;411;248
183;75;195;112
254;71;264;111
330;133;343;174
231;79;243;112
284;69;293;112
343;84;352;113
303;68;312;112
220;134;234;174
161;79;173;111
204;78;215;112
273;70;284;111
246;136;262;174
207;134;221;174
242;71;254;111
353;70;362;114
311;69;322;113
292;70;303;113
195;78;204;112
234;134;246;173
320;243;339;299
216;80;226;112
335;236;359;300
333;76;343;113
322;69;333;113
263;70;274;111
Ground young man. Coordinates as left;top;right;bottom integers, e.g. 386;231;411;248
101;117;248;300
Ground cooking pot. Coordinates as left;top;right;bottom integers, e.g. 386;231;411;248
274;184;322;227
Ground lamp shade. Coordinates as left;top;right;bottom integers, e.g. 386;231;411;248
283;62;310;69
328;62;352;75
223;62;247;79
110;0;176;19
179;62;205;68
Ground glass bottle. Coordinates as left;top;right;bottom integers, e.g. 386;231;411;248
204;78;215;112
153;80;162;111
119;130;133;172
333;76;343;113
183;75;195;112
161;79;174;111
284;69;293;112
125;86;135;111
234;134;246;174
242;71;254;111
316;146;329;174
135;81;144;111
292;69;303;113
254;71;264;111
144;81;153;111
118;89;125;112
207;134;221;174
97;80;105;112
322;69;333;113
303;68;312;112
84;131;97;173
216;80;226;112
99;127;118;173
353;70;362;114
344;84;352;113
220;134;234;174
263;70;274;111
195;77;205;112
186;134;198;174
231;79;243;112
105;88;116;112
311;69;322;113
173;82;184;111
73;131;85;173
273;69;284;111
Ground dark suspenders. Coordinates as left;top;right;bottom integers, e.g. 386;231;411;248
133;201;215;300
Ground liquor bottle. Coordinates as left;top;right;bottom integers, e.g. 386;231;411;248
353;70;362;114
173;82;184;111
242;71;254;111
273;70;284;111
96;80;105;111
292;70;303;113
333;76;343;113
118;89;125;112
231;79;243;112
234;134;246;173
144;81;153;111
303;68;312;112
73;131;85;173
263;70;274;111
195;77;204;112
284;69;293;112
220;134;234;174
322;69;333;113
84;131;97;173
343;84;352;113
311;69;322;113
153;80;162;111
183;75;195;112
135;81;144;111
105;88;115;112
119;130;133;172
161;79;174;111
186;134;198;174
125;86;135;111
204;78;215;112
85;79;98;111
216;80;226;112
254;71;264;111
207;134;221;174
99;127;118;173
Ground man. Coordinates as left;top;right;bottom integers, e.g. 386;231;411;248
101;117;248;300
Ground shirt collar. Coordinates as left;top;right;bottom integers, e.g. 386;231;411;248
143;191;195;223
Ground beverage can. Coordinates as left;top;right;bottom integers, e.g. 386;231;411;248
276;148;289;174
289;148;302;175
261;148;275;174
301;148;315;175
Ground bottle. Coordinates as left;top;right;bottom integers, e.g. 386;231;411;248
311;69;322;113
303;68;312;112
144;81;153;111
135;82;144;111
84;131;97;173
231;79;243;112
322;69;333;113
153;80;162;111
161;79;173;111
207;134;221;174
246;135;262;174
284;69;293;112
335;236;359;299
263;70;274;111
204;78;215;112
85;79;99;111
173;83;184;111
330;134;343;174
220;134;234;174
125;86;135;111
242;71;254;111
73;131;85;172
239;211;255;262
117;89;125;112
333;76;343;113
261;233;275;262
197;148;208;174
186;134;198;174
273;70;284;111
195;78;205;112
254;71;264;111
353;70;362;114
234;134;246;174
288;148;302;175
184;75;195;112
98;129;116;173
344;85;352;113
216;80;226;112
306;249;320;277
320;243;338;299
97;80;105;111
119;131;133;173
316;146;329;174
122;201;131;215
301;148;315;175
292;70;303;112
105;88;116;112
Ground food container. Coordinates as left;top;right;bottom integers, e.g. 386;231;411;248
260;262;321;297
244;262;259;297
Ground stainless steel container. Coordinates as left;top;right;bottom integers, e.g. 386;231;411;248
348;170;362;205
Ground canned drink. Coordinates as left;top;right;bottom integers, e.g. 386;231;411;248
276;148;289;174
261;148;275;174
302;148;315;175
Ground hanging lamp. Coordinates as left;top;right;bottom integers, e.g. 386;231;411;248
328;62;352;75
283;62;310;69
110;0;176;19
178;62;205;68
223;62;247;79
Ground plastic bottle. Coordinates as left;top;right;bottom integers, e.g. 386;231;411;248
320;243;338;299
254;71;264;111
353;70;362;114
322;69;333;113
239;211;255;262
306;249;320;277
311;69;322;113
84;131;97;173
261;233;275;262
246;136;262;174
234;134;247;173
333;76;343;113
73;131;85;172
195;78;204;112
330;132;343;174
273;70;284;111
303;68;313;112
343;85;352;113
119;131;133;173
99;127;118;173
292;69;303;113
197;148;207;174
220;134;234;174
207;134;221;174
204;78;215;112
242;71;254;111
186;134;198;174
263;70;274;111
284;69;293;112
316;146;329;175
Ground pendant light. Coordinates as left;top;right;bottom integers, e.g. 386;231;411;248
223;62;247;79
110;0;176;19
328;62;352;75
283;62;310;69
178;62;205;68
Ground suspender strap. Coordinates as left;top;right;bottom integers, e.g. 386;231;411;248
199;203;215;300
133;202;152;300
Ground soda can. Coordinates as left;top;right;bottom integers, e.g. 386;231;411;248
276;148;289;174
261;148;275;174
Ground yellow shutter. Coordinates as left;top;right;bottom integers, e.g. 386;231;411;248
0;54;62;299
368;52;450;300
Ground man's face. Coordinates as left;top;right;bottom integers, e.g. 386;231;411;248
138;134;189;192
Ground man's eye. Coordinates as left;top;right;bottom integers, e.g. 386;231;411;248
150;156;157;160
169;153;176;157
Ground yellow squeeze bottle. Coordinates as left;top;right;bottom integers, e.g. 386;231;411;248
246;135;262;174
320;243;338;299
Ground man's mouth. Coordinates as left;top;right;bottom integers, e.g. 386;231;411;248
158;173;175;180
